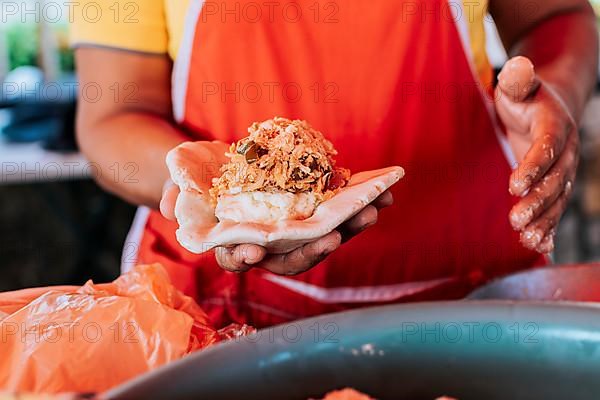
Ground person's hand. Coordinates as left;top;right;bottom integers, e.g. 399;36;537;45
160;140;229;222
495;56;579;254
214;190;393;275
159;141;394;275
159;179;179;221
162;182;393;275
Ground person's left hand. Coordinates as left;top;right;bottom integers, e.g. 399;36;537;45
159;140;395;275
161;181;393;275
495;56;579;254
212;190;393;275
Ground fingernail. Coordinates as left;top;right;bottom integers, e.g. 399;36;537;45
513;177;532;194
243;248;262;265
564;181;573;197
363;220;377;230
320;242;338;257
539;234;555;254
510;207;534;230
513;165;540;195
522;228;544;248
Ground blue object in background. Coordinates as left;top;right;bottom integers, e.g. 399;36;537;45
1;66;77;151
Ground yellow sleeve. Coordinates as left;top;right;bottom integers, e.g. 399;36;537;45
164;1;190;60
69;0;168;55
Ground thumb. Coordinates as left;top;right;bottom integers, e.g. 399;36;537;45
497;56;540;103
159;179;180;221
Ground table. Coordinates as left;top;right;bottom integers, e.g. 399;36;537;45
0;138;90;184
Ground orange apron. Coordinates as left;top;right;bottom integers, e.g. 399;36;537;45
137;0;546;328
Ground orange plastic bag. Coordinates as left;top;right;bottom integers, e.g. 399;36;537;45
0;264;251;394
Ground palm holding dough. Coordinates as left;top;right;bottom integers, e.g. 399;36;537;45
160;141;401;275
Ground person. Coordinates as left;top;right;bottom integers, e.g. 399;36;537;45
71;0;598;327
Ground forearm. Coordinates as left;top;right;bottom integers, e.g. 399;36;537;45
503;8;598;121
78;112;188;208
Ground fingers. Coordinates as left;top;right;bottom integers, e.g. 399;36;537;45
497;56;540;103
537;234;555;254
215;244;268;273
371;190;394;209
520;188;568;253
509;117;573;196
509;131;577;230
215;231;342;275
258;231;342;275
511;128;578;254
335;190;390;243
338;205;378;242
497;57;578;254
159;180;180;221
213;191;389;275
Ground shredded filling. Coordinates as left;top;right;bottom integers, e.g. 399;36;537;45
210;117;350;206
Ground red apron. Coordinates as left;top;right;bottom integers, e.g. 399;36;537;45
137;0;546;328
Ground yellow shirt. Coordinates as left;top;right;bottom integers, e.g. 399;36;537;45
69;0;190;59
69;0;491;86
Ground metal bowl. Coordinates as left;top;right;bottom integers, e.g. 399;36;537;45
104;301;600;400
468;263;600;301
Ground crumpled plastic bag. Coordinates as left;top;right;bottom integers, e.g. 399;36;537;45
0;264;252;394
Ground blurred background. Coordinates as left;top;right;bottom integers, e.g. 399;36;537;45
0;0;599;290
0;0;135;289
